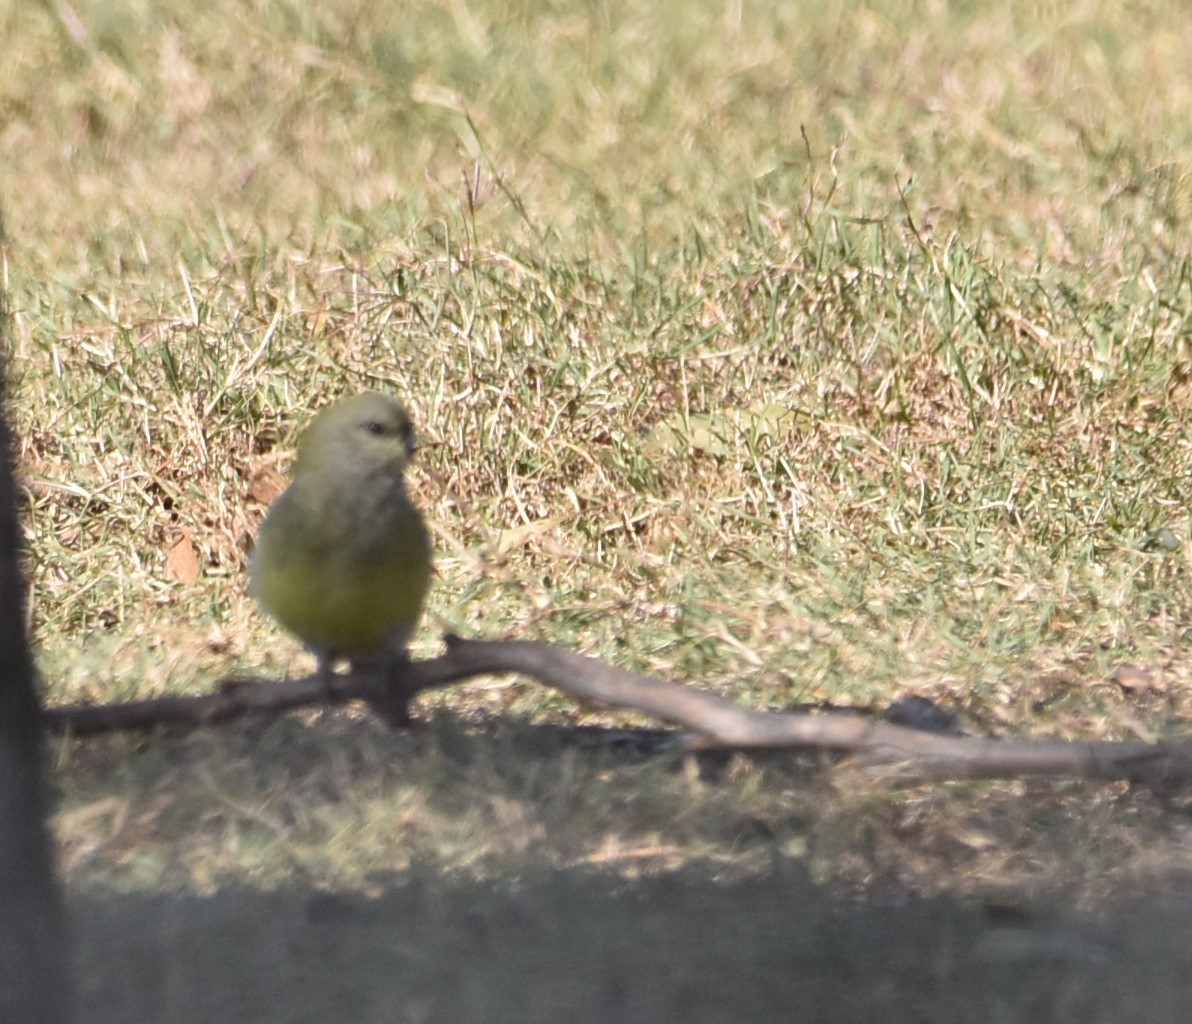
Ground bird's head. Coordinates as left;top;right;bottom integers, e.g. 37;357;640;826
291;392;419;479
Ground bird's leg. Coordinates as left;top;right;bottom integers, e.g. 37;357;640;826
355;649;415;729
315;654;337;703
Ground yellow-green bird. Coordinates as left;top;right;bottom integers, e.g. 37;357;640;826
251;393;432;721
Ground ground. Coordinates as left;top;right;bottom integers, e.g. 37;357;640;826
5;0;1192;1019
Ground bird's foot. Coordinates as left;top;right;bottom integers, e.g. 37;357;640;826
358;657;414;729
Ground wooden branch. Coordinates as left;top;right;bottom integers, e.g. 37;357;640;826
43;635;1192;789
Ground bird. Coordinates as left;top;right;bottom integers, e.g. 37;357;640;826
250;392;432;724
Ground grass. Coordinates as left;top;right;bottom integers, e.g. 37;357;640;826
6;0;1192;1018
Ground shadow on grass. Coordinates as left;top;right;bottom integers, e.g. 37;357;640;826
54;709;1192;1023
71;858;1192;1024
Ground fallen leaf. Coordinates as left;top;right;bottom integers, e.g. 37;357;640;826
166;528;201;583
1113;662;1158;695
248;465;286;505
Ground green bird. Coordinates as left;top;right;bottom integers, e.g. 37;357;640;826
251;392;432;723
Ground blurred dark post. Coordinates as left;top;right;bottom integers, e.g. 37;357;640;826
0;296;69;1018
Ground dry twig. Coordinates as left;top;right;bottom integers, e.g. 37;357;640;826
43;635;1192;789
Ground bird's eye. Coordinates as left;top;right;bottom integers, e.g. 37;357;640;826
363;420;386;436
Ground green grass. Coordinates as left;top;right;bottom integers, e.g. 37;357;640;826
6;0;1192;1017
